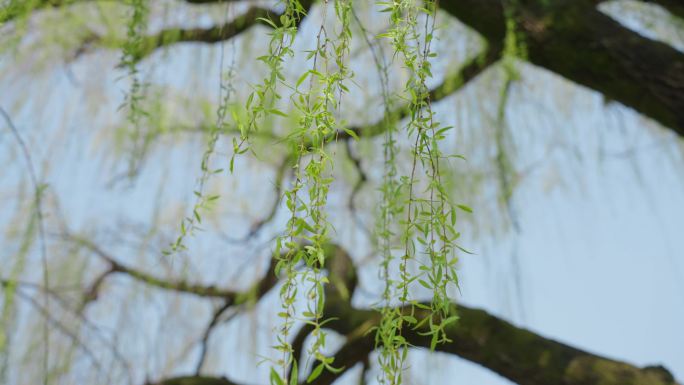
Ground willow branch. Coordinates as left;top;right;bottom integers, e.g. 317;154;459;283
287;323;315;380
113;0;314;62
126;6;274;62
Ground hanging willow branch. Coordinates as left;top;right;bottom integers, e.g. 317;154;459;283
373;1;464;383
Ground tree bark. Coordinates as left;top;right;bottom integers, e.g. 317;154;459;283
152;295;679;385
322;291;679;385
441;0;684;138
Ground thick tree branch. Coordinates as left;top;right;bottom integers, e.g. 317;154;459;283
148;377;241;385
595;0;684;20
441;0;684;138
152;293;679;385
321;283;679;385
128;6;274;62
128;0;314;61
183;0;241;3
0;0;246;24
143;242;679;385
15;1;312;63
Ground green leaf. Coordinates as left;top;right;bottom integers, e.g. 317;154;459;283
296;71;311;88
442;315;460;326
430;331;439;351
457;204;473;213
289;360;298;385
456;244;475;255
307;362;325;383
270;368;285;385
258;17;278;29
343;128;359;140
324;362;345;374
269;109;289;118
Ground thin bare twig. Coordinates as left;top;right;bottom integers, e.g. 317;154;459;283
0;106;50;385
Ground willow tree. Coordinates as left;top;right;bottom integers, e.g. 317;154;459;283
0;1;682;385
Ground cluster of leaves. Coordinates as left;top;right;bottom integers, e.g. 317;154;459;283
128;1;465;384
272;1;354;384
163;0;306;258
494;1;527;226
373;1;463;383
231;1;308;170
0;0;41;26
119;0;150;177
165;8;238;256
